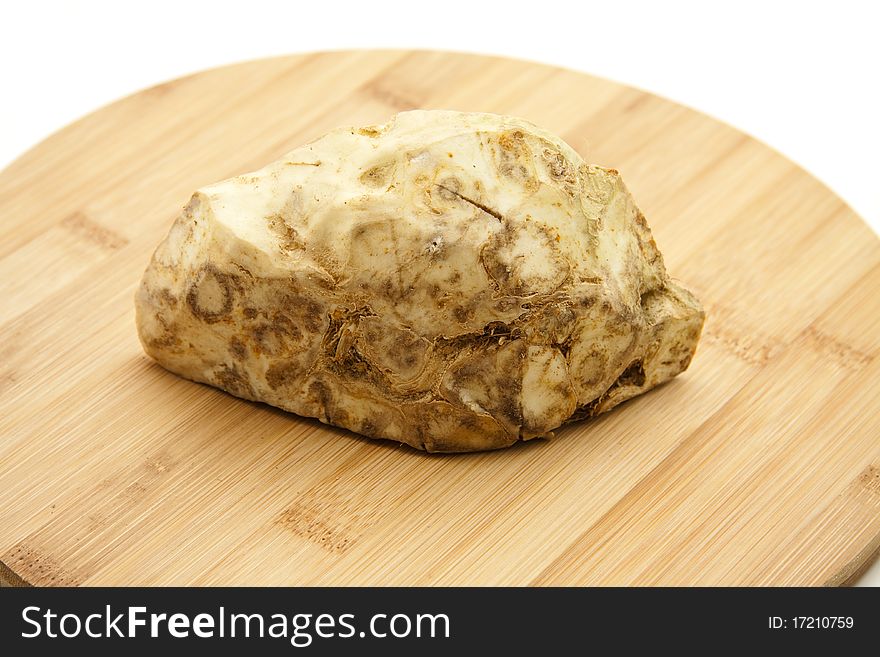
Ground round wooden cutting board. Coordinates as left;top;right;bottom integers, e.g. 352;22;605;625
1;51;878;587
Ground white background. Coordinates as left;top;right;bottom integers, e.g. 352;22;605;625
3;0;878;585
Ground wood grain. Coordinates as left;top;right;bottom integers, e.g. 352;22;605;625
1;50;878;586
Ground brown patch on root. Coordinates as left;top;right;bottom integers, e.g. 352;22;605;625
433;320;522;357
357;126;383;138
229;337;247;360
213;363;254;399
319;307;411;394
541;147;577;185
265;359;304;390
612;359;646;389
186;264;234;323
563;359;646;425
308;378;351;426
555;335;574;359
494;129;539;192
480;219;569;297
280;294;324;333
359;161;395;188
267;213;304;251
252;314;303;356
439;340;525;436
565;396;602;424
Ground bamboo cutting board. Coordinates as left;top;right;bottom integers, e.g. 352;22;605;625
1;51;879;587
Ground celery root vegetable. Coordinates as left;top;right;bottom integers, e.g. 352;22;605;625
136;110;705;452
